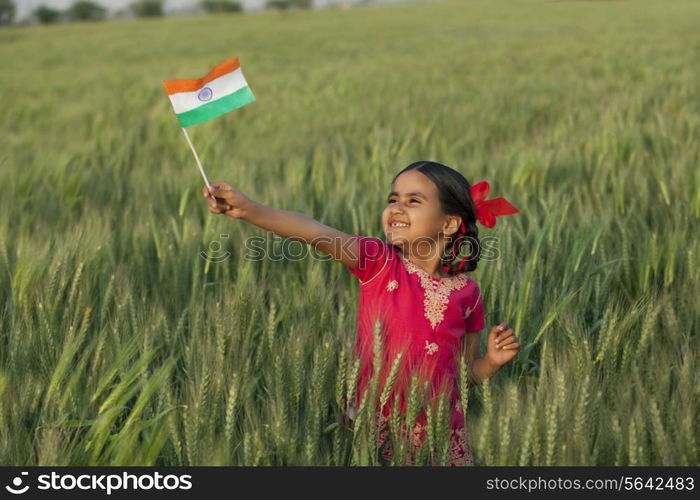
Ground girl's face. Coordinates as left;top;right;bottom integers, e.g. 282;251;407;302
382;170;458;257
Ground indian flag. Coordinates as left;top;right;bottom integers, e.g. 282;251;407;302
163;57;256;128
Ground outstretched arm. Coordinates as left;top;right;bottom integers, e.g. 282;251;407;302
202;181;359;269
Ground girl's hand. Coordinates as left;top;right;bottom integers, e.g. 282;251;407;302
485;322;520;368
201;181;255;220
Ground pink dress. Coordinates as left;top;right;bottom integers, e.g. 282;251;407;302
344;235;485;466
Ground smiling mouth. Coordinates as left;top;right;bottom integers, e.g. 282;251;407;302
390;223;410;228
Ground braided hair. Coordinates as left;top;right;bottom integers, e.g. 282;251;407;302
392;161;480;275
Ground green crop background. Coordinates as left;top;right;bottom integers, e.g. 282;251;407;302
0;0;698;465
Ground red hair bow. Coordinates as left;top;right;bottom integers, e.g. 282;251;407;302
470;181;519;228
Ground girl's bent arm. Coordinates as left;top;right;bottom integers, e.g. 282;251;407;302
469;356;501;386
461;332;500;387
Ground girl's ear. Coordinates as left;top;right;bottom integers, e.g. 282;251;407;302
443;215;462;237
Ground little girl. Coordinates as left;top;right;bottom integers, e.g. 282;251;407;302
202;160;520;466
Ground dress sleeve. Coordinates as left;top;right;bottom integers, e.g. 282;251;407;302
464;282;485;333
345;235;390;285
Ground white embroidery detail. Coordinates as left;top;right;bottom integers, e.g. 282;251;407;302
375;413;474;466
400;254;469;329
386;279;399;292
424;340;439;355
448;426;475;466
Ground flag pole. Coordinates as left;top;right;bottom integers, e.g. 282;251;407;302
181;127;218;203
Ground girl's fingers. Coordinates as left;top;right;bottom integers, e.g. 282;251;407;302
496;336;516;348
492;323;508;337
203;185;233;215
207;197;231;213
202;185;214;198
207;196;230;210
495;328;514;344
209;183;233;198
491;326;502;339
502;341;520;350
210;180;230;189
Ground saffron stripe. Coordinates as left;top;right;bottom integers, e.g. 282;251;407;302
176;86;256;128
163;57;241;95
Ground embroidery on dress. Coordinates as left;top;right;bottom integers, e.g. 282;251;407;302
424;340;439;355
400;254;469;329
386;279;399;292
378;417;473;465
449;426;474;466
412;422;428;448
376;418;431;464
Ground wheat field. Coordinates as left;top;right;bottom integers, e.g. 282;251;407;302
0;0;698;465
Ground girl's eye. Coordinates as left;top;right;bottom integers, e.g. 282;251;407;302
387;198;419;204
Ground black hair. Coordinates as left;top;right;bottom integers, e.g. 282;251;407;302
392;160;480;275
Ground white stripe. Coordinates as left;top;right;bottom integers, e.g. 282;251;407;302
168;67;249;114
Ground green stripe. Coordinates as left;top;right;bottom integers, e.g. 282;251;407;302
177;86;256;128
